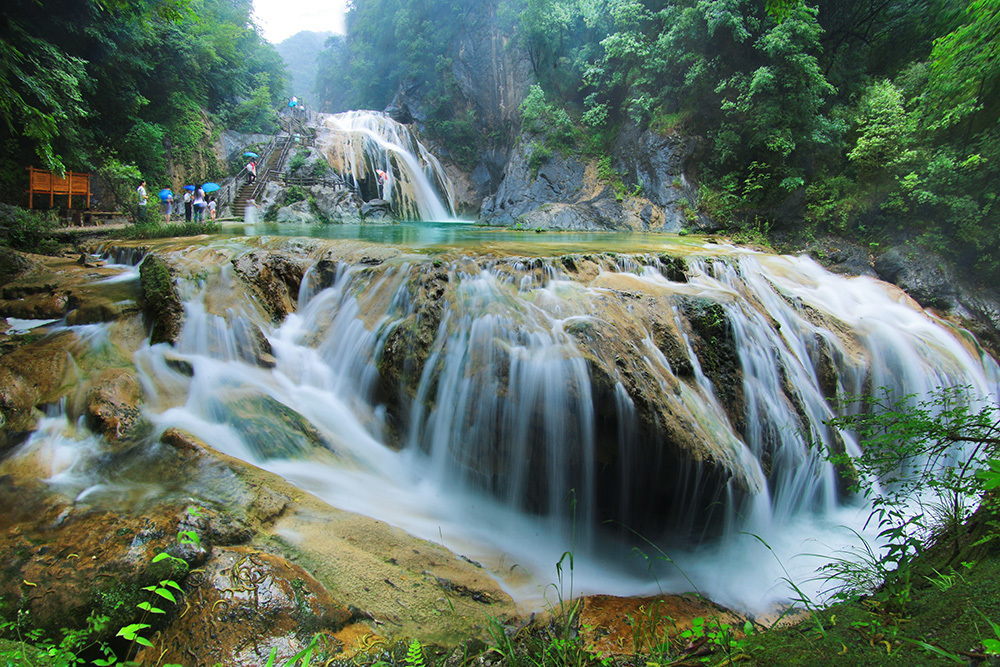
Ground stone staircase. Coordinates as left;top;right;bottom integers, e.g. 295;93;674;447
231;133;294;219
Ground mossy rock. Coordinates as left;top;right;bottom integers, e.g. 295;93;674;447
139;254;183;345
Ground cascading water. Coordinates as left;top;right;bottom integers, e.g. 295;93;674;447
16;236;1000;612
319;111;457;221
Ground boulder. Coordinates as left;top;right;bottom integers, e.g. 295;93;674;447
310;185;363;223
231;250;306;322
0;246;37;286
137;546;356;667
83;368;146;444
139;254;184;345
361;198;394;223
874;245;958;311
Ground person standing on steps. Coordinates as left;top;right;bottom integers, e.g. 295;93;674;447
184;188;192;222
246;159;257;184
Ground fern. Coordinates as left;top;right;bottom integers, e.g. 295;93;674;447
406;639;426;667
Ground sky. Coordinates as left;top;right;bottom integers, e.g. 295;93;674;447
252;0;348;43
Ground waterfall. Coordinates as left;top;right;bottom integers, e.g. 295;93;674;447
29;238;1000;611
318;110;457;221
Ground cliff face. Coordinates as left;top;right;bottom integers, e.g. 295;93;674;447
450;5;534;199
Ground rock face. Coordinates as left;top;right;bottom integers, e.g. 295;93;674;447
873;244;1000;355
276;187;364;224
480;131;702;232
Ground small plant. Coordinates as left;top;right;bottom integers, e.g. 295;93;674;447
117;506;204;659
405;638;426;667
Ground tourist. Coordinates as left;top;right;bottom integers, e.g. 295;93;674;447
161;191;173;221
193;187;206;223
208;197;217;221
184;188;192;222
246;159;257;183
137;180;147;207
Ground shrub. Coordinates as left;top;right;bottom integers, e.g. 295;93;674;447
0;206;59;253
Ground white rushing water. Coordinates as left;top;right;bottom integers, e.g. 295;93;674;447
14;240;999;614
319;111;457;221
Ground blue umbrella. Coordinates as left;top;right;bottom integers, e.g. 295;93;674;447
183;185;195;192
243;151;259;158
201;182;220;193
158;189;173;201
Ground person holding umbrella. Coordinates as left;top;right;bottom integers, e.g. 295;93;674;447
159;188;173;221
200;182;220;221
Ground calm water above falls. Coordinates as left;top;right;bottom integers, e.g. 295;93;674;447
25;226;1000;613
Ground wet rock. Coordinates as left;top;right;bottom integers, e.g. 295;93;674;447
361;198;394;223
230;317;277;368
82;368;145;443
0;485;194;639
0;246;37;286
206;390;346;462
874;245;957;311
578;594;747;658
231;250;306;322
0;331;75;446
374;266;448;447
139;253;184;344
678;295;745;435
140;546;356;667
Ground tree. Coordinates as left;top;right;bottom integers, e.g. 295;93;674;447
848;79;908;180
922;0;1000;138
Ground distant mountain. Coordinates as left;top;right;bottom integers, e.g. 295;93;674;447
275;30;336;101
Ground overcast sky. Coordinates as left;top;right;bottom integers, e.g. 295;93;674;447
253;0;348;43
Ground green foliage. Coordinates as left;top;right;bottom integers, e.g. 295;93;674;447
596;156;640;202
847;80;909;179
285;185;309;205
526;142;552;180
0;0;287;204
520;85;577;151
405;639;426;667
823;386;1000;609
0;207;59;254
118;221;221;240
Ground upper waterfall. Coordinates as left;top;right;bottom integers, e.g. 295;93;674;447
317;110;458;221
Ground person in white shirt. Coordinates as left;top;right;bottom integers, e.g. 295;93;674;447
136;181;147;206
192;187;206;223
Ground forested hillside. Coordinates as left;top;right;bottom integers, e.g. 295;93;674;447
0;0;287;203
317;0;1000;281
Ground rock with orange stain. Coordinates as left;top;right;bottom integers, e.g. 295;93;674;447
578;594;748;658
